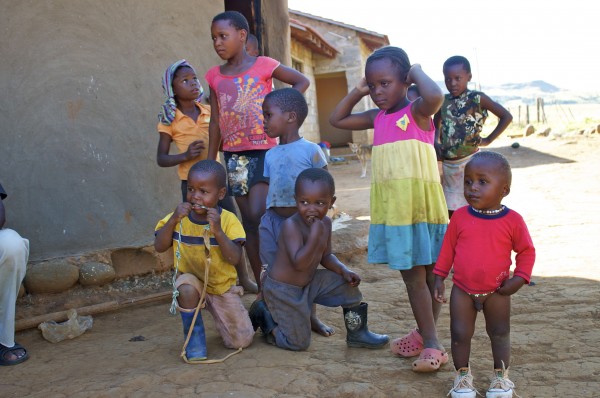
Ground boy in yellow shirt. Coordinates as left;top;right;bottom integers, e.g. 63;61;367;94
155;160;254;361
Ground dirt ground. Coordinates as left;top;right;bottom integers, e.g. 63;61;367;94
4;133;600;397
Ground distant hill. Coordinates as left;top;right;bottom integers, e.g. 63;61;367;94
435;80;600;105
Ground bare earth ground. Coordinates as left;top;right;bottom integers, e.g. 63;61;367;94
3;133;600;397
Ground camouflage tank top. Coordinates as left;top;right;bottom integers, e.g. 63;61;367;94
439;90;488;160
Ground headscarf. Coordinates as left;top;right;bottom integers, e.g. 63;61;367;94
158;59;204;125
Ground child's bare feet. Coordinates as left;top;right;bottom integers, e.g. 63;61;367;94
238;276;258;294
311;314;335;336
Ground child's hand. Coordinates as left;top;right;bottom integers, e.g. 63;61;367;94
433;276;447;303
308;217;326;232
479;137;492;147
173;202;192;223
342;269;361;287
406;64;422;84
497;276;526;296
185;140;205;160
355;77;370;96
206;207;222;234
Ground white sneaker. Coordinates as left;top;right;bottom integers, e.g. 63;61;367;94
486;365;516;398
449;367;477;398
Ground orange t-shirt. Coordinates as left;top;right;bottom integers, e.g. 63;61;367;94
157;102;210;180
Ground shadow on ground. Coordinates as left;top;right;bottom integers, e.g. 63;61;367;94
488;145;575;168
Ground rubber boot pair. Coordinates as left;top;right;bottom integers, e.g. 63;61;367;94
343;302;389;348
180;310;207;361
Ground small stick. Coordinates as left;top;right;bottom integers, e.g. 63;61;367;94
16;291;171;332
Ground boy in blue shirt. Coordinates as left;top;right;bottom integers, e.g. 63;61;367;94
257;88;332;336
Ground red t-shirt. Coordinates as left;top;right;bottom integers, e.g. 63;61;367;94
433;206;535;294
205;56;280;152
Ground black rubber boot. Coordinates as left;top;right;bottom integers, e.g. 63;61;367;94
249;299;276;335
343;302;389;348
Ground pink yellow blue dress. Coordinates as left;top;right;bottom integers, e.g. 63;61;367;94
369;103;448;269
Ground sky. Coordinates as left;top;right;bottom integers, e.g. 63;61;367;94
288;0;599;92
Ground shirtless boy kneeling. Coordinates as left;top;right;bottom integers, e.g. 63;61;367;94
249;168;388;351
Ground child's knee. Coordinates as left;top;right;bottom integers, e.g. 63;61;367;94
451;322;475;343
486;323;510;341
177;284;200;308
243;216;261;232
225;329;254;349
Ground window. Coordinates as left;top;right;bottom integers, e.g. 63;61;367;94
292;59;303;73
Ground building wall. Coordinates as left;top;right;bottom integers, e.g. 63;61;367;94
290;39;320;143
0;0;287;261
291;14;375;145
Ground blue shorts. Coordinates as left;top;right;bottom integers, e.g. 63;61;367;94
224;150;269;197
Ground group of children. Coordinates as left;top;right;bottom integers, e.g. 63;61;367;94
152;10;534;398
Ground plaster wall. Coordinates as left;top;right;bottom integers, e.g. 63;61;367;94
290;39;320;143
290;14;375;144
0;0;226;260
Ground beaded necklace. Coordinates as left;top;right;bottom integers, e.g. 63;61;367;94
470;205;506;215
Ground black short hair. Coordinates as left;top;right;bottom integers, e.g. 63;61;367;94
443;55;471;74
188;159;227;188
212;11;249;33
295;168;335;196
469;151;512;185
264;88;308;126
366;46;411;82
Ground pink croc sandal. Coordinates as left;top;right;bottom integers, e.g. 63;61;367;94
411;348;449;373
390;328;423;357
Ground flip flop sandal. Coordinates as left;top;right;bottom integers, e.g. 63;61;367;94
412;348;449;373
390;328;423;357
0;343;29;366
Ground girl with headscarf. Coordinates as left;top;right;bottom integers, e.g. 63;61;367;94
156;59;258;294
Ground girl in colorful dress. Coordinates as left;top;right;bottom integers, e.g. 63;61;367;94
205;11;309;291
330;46;449;372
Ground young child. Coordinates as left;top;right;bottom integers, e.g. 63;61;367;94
249;168;389;351
154;160;254;361
258;87;332;336
205;11;309;290
434;55;513;217
245;33;260;57
433;151;535;398
0;183;30;366
156;59;257;294
330;46;449;372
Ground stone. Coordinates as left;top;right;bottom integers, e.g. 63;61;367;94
332;219;369;263
79;261;116;286
111;248;160;278
24;260;80;294
538;127;552;137
525;124;535;136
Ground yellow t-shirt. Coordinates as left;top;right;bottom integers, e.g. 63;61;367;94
157;102;210;180
155;208;245;295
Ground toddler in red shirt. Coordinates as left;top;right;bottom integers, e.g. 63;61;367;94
433;151;535;398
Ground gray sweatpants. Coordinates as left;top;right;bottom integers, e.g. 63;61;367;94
262;269;362;351
0;229;29;347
